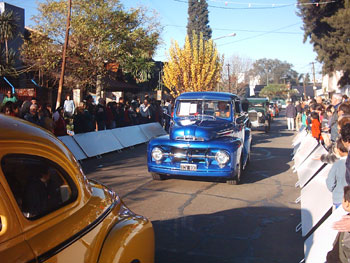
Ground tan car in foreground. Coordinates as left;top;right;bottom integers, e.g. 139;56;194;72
0;114;154;263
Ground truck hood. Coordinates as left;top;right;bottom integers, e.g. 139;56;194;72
170;119;233;141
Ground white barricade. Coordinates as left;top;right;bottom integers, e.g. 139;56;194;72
58;135;88;161
296;145;328;187
139;122;168;140
293;128;307;147
304;206;347;263
73;130;123;157
300;164;333;237
111;126;149;148
57;123;167;159
293;134;319;170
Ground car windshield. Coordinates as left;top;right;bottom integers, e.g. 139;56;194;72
249;102;265;107
176;100;232;120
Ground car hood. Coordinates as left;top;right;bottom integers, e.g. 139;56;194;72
170;119;234;141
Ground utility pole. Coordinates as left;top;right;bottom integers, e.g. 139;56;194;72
56;0;72;109
303;78;307;101
312;62;317;98
226;63;231;93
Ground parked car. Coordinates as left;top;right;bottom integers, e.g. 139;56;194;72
0;115;154;262
247;98;271;133
147;92;252;185
280;99;287;109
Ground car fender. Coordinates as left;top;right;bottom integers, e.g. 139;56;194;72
98;217;154;263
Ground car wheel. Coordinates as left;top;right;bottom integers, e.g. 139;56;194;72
227;161;242;185
151;173;164;180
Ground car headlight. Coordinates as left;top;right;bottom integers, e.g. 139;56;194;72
215;150;230;167
257;112;263;117
152;147;164;162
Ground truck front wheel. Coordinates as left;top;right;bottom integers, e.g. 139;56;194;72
226;161;242;185
151;173;165;180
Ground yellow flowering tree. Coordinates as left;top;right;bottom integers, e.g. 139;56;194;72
163;33;223;97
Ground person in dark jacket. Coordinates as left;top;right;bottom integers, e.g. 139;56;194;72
330;93;343;143
73;102;91;134
24;104;40;125
95;98;107;131
285;100;297;131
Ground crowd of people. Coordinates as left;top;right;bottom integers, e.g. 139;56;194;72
1;90;174;137
287;93;350;261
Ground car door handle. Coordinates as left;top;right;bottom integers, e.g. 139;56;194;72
0;215;7;236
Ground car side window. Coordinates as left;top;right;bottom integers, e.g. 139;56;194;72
1;154;78;220
234;101;241;114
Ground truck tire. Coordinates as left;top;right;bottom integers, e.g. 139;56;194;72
227;161;242;185
151;173;164;180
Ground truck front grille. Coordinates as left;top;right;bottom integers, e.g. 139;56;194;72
248;112;257;122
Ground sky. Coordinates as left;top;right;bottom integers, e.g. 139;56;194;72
3;0;323;78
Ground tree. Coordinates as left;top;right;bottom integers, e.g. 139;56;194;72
248;58;298;85
21;0;161;94
297;0;350;85
163;33;222;97
0;10;18;65
187;0;212;41
0;49;17;76
298;73;310;100
222;55;253;96
259;84;290;100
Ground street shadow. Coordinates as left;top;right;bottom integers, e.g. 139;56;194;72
81;143;148;175
241;146;292;184
251;115;296;146
152;206;303;263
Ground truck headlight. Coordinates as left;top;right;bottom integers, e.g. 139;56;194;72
215;150;230;167
152;147;164;162
257;112;263;117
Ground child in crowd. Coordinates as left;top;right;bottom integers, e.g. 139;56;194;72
327;186;350;262
302;109;310;130
326;138;349;208
311;111;323;141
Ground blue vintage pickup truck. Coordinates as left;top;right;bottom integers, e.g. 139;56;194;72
147;92;252;184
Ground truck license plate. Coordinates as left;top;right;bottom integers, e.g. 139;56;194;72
180;164;197;171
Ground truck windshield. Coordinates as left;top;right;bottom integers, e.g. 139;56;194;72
176;100;232;120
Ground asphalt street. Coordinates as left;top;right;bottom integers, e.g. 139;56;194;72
83;113;304;263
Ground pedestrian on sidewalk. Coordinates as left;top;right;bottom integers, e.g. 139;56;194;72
295;101;303;131
285;100;296;131
63;95;75;118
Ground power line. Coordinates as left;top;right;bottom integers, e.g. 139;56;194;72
174;0;338;10
164;24;302;35
208;0;337;7
218;22;302;46
174;0;292;9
